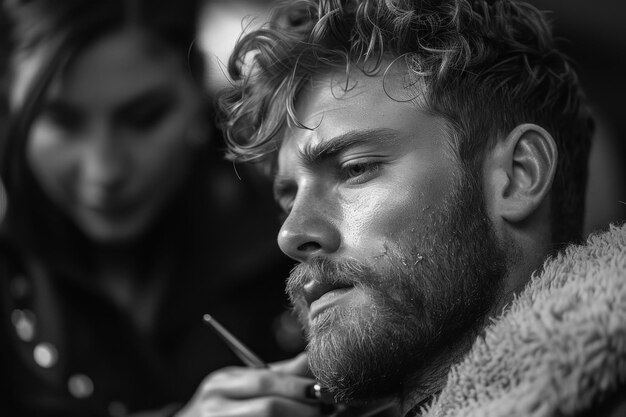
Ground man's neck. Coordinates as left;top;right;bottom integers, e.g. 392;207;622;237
399;336;473;415
399;283;521;416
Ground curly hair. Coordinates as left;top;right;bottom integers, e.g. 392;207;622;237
217;0;593;247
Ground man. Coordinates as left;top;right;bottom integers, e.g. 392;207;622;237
178;1;626;416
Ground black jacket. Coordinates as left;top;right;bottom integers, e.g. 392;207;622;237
0;146;300;416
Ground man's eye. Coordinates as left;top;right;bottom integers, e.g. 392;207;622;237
340;161;381;184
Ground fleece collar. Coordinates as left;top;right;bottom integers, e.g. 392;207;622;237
422;223;626;417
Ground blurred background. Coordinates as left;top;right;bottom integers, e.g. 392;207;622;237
0;1;622;415
197;0;626;236
1;0;624;234
0;0;624;231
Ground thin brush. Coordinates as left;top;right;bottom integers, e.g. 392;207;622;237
202;313;267;369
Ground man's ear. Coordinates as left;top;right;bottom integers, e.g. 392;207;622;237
485;123;557;223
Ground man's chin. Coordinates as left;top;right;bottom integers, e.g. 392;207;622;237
306;299;411;403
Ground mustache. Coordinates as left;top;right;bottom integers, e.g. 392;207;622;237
286;257;375;300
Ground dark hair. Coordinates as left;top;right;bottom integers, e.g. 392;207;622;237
0;0;205;257
217;0;593;247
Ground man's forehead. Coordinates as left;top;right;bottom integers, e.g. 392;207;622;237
281;70;408;143
277;65;427;155
295;64;423;125
273;70;446;182
283;73;371;133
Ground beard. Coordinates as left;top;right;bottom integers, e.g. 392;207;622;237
286;170;507;403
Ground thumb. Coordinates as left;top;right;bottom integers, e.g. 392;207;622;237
269;352;311;377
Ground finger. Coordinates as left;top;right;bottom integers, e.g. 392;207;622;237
269;352;310;376
201;367;316;402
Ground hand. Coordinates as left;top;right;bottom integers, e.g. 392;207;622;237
175;353;329;417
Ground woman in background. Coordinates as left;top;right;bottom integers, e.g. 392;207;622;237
0;0;300;415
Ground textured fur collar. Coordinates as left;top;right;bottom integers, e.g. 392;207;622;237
423;223;626;417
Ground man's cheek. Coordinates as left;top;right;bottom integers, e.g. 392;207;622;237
347;213;429;260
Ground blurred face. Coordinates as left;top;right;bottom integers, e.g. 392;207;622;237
23;29;202;243
276;70;506;402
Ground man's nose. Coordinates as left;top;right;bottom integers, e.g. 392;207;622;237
277;193;341;262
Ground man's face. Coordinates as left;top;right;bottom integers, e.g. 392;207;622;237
275;69;505;402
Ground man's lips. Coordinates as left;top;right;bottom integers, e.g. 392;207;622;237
302;279;354;319
308;287;354;320
303;279;353;306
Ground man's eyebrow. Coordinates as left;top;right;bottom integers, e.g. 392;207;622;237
299;128;402;165
273;128;402;201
